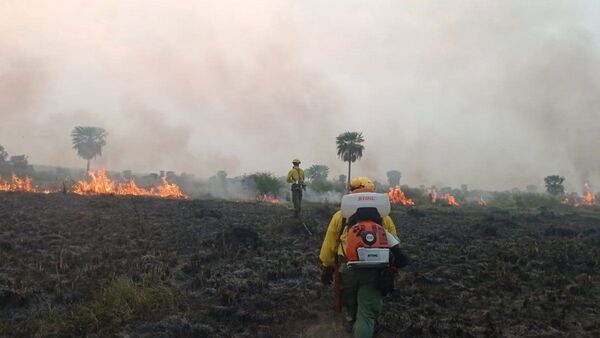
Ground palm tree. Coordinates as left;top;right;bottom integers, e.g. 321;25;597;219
71;126;107;172
336;131;365;191
386;170;401;187
0;145;7;163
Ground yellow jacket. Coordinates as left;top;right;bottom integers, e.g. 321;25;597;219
319;211;398;268
287;167;305;183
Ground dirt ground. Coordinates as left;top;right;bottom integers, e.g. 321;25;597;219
0;192;599;337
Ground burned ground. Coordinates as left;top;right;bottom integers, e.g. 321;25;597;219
0;193;599;337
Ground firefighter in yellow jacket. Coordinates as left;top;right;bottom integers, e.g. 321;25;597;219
287;158;305;218
319;176;407;338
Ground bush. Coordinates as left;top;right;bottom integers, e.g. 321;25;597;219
400;186;427;204
305;165;329;181
310;179;336;193
243;172;284;197
513;193;562;209
488;191;515;208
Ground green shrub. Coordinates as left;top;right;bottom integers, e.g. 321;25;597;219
243;172;284;197
513;193;562;209
488;191;515;208
305;165;329;181
310;179;336;193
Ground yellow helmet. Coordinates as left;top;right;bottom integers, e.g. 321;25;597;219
350;176;375;192
292;158;301;164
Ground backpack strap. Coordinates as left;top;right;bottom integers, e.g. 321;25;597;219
295;167;303;182
335;217;348;261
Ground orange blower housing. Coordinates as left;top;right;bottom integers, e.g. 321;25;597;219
346;220;390;267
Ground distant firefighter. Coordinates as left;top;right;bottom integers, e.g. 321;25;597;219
286;158;305;218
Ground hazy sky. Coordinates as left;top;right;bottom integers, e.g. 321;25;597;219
1;1;599;191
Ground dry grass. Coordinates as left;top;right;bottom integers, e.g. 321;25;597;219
36;277;183;337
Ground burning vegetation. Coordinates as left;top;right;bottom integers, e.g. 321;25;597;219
73;169;188;199
0;132;599;338
561;183;597;207
478;196;487;206
427;188;438;203
424;187;460;207
582;183;596;206
0;174;53;194
443;193;459;207
0;174;33;192
0;170;188;199
256;194;280;204
388;186;415;206
582;191;596;206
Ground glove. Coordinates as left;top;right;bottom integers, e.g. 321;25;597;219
321;266;334;286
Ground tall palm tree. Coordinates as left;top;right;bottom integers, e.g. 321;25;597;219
71;126;107;172
0;144;7;163
336;131;365;191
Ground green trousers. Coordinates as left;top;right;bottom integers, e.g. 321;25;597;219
341;263;383;338
291;188;302;217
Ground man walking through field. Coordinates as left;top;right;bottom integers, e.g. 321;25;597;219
287;158;305;218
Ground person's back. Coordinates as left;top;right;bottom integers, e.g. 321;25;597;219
286;158;305;218
319;177;409;338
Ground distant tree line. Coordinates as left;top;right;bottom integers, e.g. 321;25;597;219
0;144;33;177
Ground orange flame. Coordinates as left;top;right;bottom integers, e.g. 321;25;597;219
388;186;415;206
478;196;487;206
581;183;595;206
0;174;57;194
257;194;280;204
427;188;437;203
582;192;595;206
73;169;187;199
443;193;459;206
155;177;188;199
0;174;35;192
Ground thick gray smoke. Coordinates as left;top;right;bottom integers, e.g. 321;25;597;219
0;1;599;191
498;32;600;191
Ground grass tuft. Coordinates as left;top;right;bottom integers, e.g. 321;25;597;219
36;277;182;336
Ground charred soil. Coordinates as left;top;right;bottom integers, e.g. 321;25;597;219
0;193;599;337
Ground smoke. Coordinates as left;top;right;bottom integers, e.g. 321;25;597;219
198;177;254;201
497;31;600;191
0;1;599;191
304;189;342;204
0;55;45;117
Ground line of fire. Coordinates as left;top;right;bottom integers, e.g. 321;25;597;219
0;171;597;207
0;170;187;199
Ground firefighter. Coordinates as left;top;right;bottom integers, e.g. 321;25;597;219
286;158;305;218
319;176;408;338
